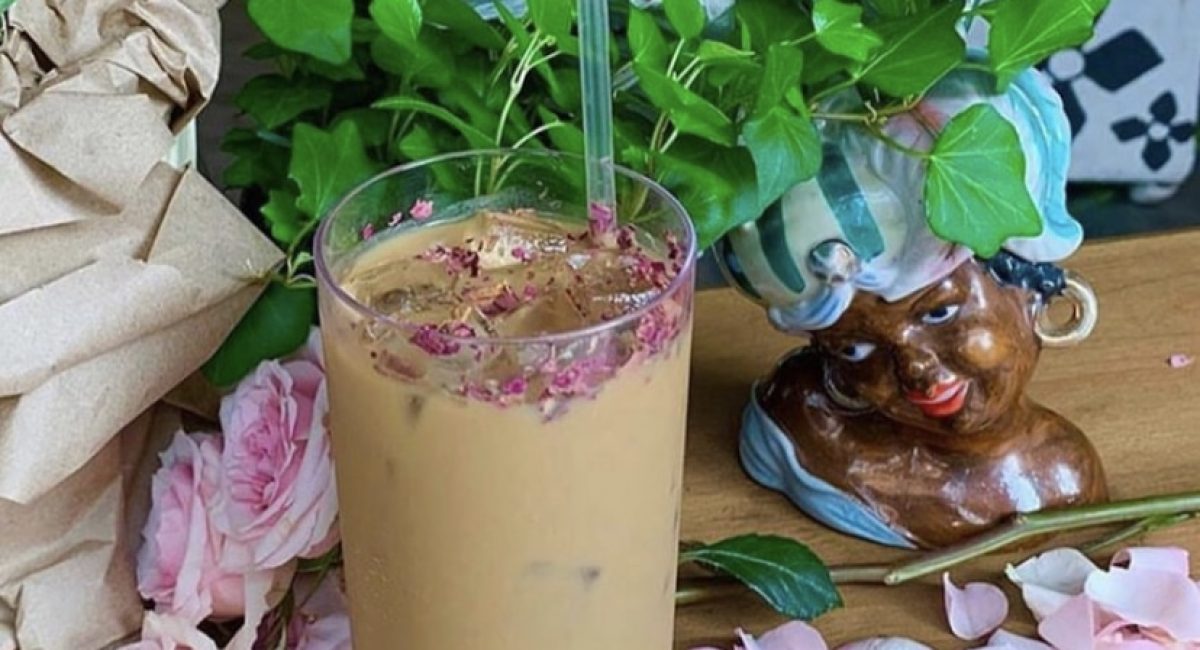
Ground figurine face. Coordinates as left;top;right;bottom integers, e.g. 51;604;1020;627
813;261;1040;435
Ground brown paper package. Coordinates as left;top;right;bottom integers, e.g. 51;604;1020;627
0;0;283;646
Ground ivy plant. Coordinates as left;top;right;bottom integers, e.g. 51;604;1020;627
211;0;1109;617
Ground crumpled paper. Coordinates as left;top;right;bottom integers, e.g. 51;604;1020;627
0;403;181;650
0;0;281;646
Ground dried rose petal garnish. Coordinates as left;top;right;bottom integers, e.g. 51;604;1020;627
418;244;481;277
410;199;434;220
409;322;476;356
360;223;376;240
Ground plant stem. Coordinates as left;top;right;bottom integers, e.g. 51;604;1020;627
884;491;1200;585
1080;513;1195;555
674;490;1200;607
865;123;929;159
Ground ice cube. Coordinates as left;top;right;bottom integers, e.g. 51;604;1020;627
463;209;573;270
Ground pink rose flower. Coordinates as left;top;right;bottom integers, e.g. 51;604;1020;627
118;612;218;650
410;198;434;220
137;431;250;623
285;570;352;650
216;333;339;570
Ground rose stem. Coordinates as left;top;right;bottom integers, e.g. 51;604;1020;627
675;490;1200;606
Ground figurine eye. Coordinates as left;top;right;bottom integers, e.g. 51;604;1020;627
836;342;876;362
921;304;961;325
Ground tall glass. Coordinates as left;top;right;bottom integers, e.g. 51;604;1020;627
315;150;696;649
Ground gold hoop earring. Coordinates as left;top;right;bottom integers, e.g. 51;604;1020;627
1036;272;1098;348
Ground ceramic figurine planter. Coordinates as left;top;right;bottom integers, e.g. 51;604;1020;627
716;67;1107;549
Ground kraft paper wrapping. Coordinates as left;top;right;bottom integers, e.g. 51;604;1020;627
0;404;181;650
0;0;282;646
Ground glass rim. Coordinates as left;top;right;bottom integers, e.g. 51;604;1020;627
314;148;698;346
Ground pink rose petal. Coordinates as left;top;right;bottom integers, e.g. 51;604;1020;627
984;629;1054;650
1084;567;1200;641
410;198;434;220
1037;594;1097;650
1168;354;1194;369
755;621;829;650
944;573;1009;641
1006;548;1099;621
836;637;931;650
360;223;375;240
1110;547;1190;576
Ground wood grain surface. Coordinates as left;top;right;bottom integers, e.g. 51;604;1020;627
674;230;1200;648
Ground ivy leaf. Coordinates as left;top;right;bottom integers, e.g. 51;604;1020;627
865;0;930;17
754;43;803;117
373;96;494;149
301;53;366;81
988;0;1105;91
743;106;821;205
221;128;289;190
858;0;965;97
248;0;353;64
736;0;808;48
812;0;883;62
261;189;306;245
656;137;761;247
289;121;380;219
536;107;586;155
664;0;706;40
424;0;506;50
202;283;317;387
369;0;423;48
396;123;439;161
628;8;670;69
527;0;573;41
234;75;332;129
330;108;393;148
924;104;1043;257
634;62;735;146
680;535;842;620
695;40;756;66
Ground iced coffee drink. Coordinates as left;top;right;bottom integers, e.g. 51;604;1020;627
315;152;696;649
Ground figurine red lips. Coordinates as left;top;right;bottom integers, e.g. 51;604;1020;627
907;380;969;418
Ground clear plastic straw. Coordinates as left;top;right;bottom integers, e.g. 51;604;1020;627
577;0;618;242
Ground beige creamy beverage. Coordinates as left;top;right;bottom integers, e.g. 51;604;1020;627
320;209;694;649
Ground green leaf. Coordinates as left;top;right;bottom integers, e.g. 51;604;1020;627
628;8;670;69
331;108;393;148
261;189;306;245
754;43;803;117
634;62;735;146
220;128;290;190
743;105;821;204
370;32;457;87
812;0;883;62
924;104;1043;257
536;107;586;155
301;54;367;81
858;1;965;97
248;0;353;64
234;75;332;129
656;137;761;247
244;42;285;60
802;44;854;85
396;123;439;161
289;121;380;219
424;0;506;50
527;0;573;41
664;0;706;40
736;0;808;48
694;40;755;66
679;534;842;621
865;0;931;17
373;96;494;149
987;0;1105;91
369;0;423;48
202;283;317;387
